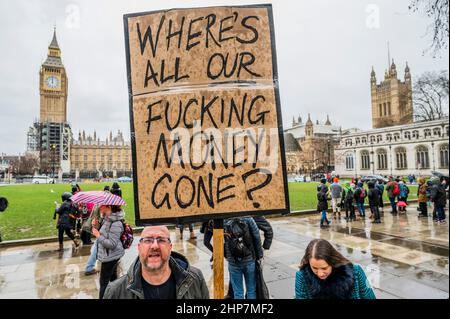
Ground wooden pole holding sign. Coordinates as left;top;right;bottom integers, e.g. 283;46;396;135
212;219;224;299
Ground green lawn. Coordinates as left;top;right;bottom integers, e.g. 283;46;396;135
0;182;417;241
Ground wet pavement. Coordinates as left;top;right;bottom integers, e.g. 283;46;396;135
0;204;448;299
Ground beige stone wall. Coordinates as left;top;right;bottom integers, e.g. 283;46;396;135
70;145;132;172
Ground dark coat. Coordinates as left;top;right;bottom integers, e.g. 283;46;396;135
431;184;447;207
54;200;78;229
317;190;328;211
368;187;380;207
224;217;263;263
253;216;273;250
103;252;209;299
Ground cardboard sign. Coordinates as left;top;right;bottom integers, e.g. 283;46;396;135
124;4;289;224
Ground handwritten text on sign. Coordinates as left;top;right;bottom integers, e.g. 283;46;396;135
125;5;289;221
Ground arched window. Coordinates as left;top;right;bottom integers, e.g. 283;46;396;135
433;128;441;136
361;150;370;170
356;137;361;145
440;144;449;169
412;130;419;139
395;147;407;169
376;135;382;142
377;149;388;170
404;131;411;140
416;146;430;169
424;129;432;138
345;139;352;146
346;153;355;170
370;135;376;143
361;137;367;144
394;133;400;141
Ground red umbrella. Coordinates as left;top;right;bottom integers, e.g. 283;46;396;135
71;191;126;206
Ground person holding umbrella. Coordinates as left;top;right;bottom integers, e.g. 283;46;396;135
71;191;127;298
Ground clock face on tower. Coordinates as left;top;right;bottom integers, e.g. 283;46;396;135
45;75;59;89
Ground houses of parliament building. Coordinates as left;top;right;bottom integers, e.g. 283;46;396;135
27;29;131;178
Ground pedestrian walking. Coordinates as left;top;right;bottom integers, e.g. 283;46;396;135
368;182;381;224
342;183;355;222
354;182;367;218
200;220;214;262
177;223;197;239
376;180;385;212
104;226;209;299
398;181;408;212
0;196;8;242
430;176;447;224
317;182;330;228
224;217;264;299
330;178;343;219
386;177;399;215
83;204;102;276
92;204;126;299
53;192;80;251
295;239;376;299
417;177;428;218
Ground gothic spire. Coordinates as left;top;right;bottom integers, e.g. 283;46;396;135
49;26;60;49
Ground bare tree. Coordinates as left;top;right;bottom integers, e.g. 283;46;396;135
409;0;449;56
10;154;39;175
413;70;449;121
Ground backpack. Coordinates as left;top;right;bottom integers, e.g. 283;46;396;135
111;220;134;249
120;221;134;249
226;218;254;259
359;188;367;199
346;189;354;202
392;183;400;196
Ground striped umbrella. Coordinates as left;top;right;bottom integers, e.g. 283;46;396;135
71;191;126;206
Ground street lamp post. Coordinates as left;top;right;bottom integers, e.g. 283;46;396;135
431;142;436;171
389;145;393;176
51;144;56;179
370;142;375;175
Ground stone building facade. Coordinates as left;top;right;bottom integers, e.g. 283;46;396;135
283;114;353;174
371;60;413;129
70;131;132;178
335;118;449;178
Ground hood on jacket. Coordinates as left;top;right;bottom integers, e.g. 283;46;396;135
106;210;125;222
418;177;426;184
430;176;441;185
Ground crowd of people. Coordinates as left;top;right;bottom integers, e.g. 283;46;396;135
52;181;377;299
316;175;448;227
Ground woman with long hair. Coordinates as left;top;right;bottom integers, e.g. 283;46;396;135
295;239;375;299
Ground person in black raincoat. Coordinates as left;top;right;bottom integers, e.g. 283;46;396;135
53;192;80;251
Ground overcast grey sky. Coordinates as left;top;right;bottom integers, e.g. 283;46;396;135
0;0;448;155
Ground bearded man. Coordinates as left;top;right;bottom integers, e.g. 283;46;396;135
103;226;209;299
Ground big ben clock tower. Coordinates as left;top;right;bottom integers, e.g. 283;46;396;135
39;28;68;123
34;28;71;175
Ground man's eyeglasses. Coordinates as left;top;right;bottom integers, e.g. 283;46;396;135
139;237;171;245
